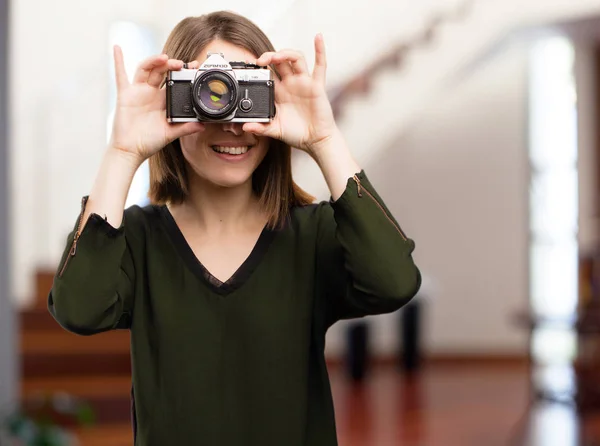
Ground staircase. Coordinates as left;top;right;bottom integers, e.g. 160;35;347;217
283;0;600;199
19;270;133;446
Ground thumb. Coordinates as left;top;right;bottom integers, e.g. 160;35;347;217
167;121;205;141
243;122;279;139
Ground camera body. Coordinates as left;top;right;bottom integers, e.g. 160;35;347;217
166;52;275;123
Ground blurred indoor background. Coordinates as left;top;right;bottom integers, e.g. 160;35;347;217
4;0;600;444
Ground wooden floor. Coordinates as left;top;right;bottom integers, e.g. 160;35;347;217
63;362;600;446
331;362;531;446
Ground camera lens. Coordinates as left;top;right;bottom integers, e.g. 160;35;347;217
201;80;230;110
192;71;238;119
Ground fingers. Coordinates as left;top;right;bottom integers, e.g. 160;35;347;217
255;51;274;67
257;52;291;78
147;59;184;87
132;53;169;84
257;50;308;79
257;51;292;77
274;61;293;79
312;34;327;85
242;122;266;135
242;122;280;140
274;50;309;75
125;51;200;88
167;121;205;141
113;45;129;91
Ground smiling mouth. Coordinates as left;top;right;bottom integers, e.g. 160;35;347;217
211;145;252;155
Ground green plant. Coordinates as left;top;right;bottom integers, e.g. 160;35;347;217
2;392;94;446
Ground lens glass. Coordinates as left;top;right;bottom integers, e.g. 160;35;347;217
198;78;232;111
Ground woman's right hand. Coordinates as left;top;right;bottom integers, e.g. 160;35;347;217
108;45;205;164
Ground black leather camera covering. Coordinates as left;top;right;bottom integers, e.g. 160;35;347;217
167;80;274;120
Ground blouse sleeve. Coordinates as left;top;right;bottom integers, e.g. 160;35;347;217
48;196;139;335
315;170;421;327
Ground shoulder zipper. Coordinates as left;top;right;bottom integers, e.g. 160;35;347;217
352;175;408;241
58;196;88;278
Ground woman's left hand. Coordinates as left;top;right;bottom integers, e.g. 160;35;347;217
242;34;337;159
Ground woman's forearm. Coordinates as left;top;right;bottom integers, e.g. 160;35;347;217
311;128;361;201
83;147;143;229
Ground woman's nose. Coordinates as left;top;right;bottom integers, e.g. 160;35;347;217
221;122;244;135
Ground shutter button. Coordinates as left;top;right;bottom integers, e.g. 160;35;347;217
239;89;253;112
240;98;253;112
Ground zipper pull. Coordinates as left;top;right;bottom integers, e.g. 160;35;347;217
59;196;88;278
69;196;87;256
69;233;80;256
353;174;363;197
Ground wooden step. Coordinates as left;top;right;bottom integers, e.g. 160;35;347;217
21;306;71;331
73;424;133;446
11;424;133;446
34;270;56;308
22;351;131;378
22;376;132;399
22;376;132;425
19;268;136;429
21;330;130;355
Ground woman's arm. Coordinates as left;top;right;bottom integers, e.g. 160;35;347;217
315;170;421;326
50;148;143;334
310;130;420;324
49;198;138;335
49;47;204;335
311;128;360;201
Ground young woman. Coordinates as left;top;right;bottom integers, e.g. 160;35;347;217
49;10;421;446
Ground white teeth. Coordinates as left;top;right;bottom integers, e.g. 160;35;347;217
212;146;250;155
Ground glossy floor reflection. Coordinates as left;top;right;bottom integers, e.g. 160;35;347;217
330;362;592;446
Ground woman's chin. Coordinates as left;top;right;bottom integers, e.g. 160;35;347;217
202;170;254;189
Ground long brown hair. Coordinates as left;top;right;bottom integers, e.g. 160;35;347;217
149;11;314;229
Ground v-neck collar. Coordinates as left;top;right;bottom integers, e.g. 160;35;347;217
158;205;277;295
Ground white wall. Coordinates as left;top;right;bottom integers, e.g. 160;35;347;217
325;40;531;355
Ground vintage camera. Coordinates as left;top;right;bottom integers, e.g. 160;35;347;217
166;52;275;123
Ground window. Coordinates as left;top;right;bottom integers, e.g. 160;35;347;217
528;36;578;365
107;22;159;208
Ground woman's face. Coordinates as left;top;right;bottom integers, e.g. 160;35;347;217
179;40;269;189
